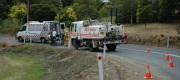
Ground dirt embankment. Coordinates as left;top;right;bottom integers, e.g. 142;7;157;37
0;43;170;80
124;23;180;49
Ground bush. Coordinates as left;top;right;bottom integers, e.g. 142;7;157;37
0;42;7;47
177;24;180;34
0;18;21;34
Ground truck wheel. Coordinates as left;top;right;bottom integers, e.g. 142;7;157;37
18;37;23;42
94;47;99;51
72;39;78;50
89;44;95;52
107;44;116;51
89;44;99;52
41;38;47;43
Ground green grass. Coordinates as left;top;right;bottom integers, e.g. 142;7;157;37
0;53;46;80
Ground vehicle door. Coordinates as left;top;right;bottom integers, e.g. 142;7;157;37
19;25;29;41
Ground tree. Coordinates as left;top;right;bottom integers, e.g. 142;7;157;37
158;0;178;22
30;4;58;22
0;0;17;20
41;0;62;10
152;0;159;22
136;0;155;29
55;7;77;28
120;0;137;25
76;4;98;20
8;3;27;24
99;6;109;19
61;0;74;8
109;0;138;24
92;0;103;10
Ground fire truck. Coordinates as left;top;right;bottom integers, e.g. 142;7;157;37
70;20;124;51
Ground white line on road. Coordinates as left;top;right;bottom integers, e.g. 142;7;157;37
118;47;180;58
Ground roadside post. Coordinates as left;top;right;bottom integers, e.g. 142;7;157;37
98;53;104;80
68;30;72;49
24;35;25;43
167;37;169;48
103;42;106;59
68;37;72;49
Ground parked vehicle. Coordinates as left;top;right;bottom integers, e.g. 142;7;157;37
16;21;65;43
69;20;124;51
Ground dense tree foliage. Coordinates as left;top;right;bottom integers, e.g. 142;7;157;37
55;7;77;28
0;0;17;20
8;3;27;23
0;0;179;23
61;0;74;8
136;0;155;29
30;4;57;22
76;4;99;20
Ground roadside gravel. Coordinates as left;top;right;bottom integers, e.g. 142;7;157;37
74;54;170;80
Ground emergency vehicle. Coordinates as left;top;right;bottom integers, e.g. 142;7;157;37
16;21;65;43
70;20;124;51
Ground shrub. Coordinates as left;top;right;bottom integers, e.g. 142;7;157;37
176;24;180;34
0;18;21;34
0;42;7;47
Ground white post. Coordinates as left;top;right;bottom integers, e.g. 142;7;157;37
167;37;169;48
122;25;124;35
24;35;25;43
103;42;106;59
98;53;104;80
68;37;71;49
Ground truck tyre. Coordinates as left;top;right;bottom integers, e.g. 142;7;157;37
107;44;116;51
18;37;23;42
72;39;78;50
89;44;95;52
89;44;99;52
41;38;47;43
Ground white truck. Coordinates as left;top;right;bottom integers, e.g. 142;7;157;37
70;20;124;51
16;21;65;43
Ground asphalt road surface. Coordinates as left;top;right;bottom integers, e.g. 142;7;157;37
1;36;180;80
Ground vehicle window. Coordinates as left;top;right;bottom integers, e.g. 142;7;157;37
61;24;65;29
75;24;77;32
70;23;74;32
43;26;48;31
21;26;26;31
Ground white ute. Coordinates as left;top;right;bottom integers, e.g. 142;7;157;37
70;20;124;51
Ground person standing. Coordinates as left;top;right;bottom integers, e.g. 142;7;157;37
52;28;56;45
60;29;65;45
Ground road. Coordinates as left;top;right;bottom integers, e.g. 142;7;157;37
114;44;180;80
1;36;180;80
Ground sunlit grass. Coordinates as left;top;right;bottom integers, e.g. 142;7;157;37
0;54;46;80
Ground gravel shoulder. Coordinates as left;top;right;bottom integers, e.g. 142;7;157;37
75;54;170;80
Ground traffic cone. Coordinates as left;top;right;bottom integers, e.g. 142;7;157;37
165;51;170;60
144;65;153;79
8;36;12;40
146;48;150;53
168;56;174;68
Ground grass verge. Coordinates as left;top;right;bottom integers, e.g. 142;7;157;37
0;53;46;80
0;43;97;80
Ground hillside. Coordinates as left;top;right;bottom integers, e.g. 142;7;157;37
124;23;180;49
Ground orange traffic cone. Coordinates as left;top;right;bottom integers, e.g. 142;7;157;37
146;48;150;53
8;36;12;40
168;56;174;68
144;65;153;79
165;51;170;60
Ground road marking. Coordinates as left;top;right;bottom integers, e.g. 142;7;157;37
119;47;180;58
